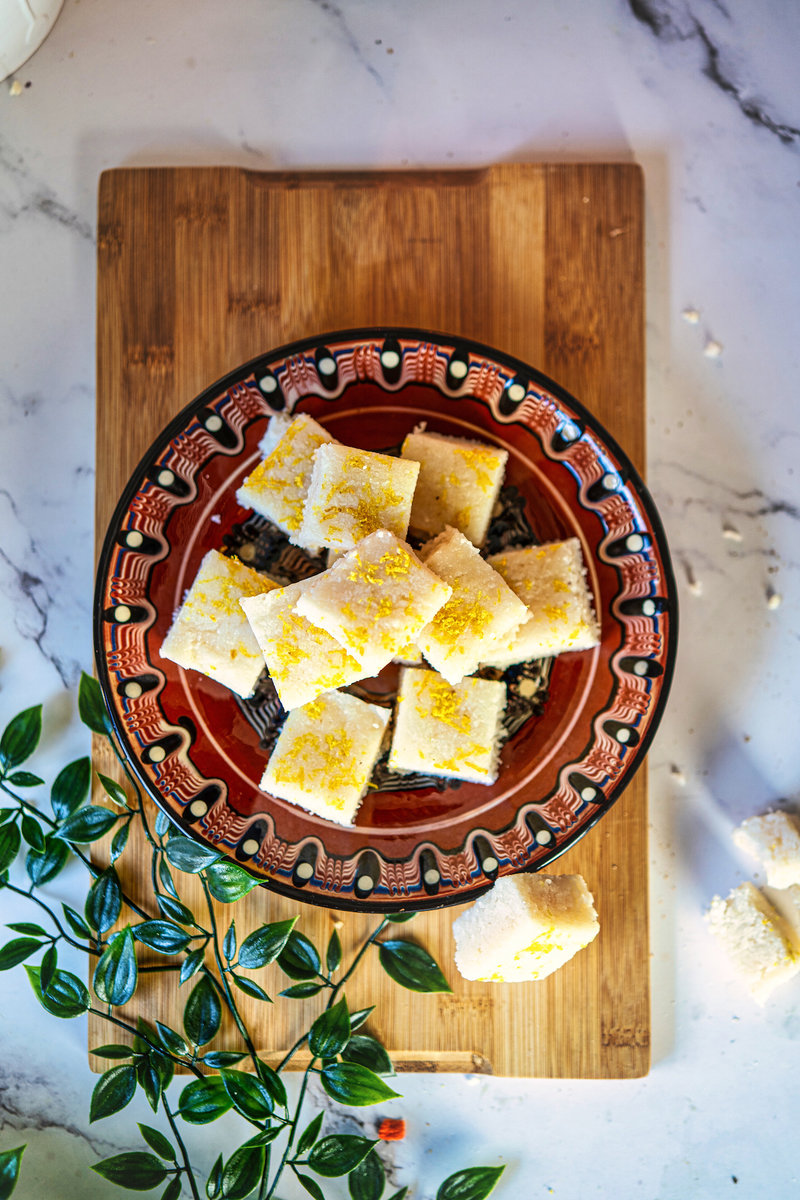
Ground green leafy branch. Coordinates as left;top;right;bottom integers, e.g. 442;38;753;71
0;675;505;1200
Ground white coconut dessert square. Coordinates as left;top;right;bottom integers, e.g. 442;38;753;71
236;413;337;544
299;443;420;551
417;527;529;685
160;549;279;698
295;530;452;677
451;873;600;983
706;881;800;1004
401;429;508;547
260;691;390;826
732;810;800;889
240;581;365;711
388;666;507;785
481;538;601;668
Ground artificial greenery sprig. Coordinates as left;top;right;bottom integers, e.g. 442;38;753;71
0;675;505;1200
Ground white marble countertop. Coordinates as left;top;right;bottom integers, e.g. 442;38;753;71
2;0;800;1196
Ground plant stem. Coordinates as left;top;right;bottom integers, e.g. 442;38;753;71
162;1097;201;1200
4;881;96;954
88;1007;206;1080
0;782;58;828
199;875;260;1070
264;1062;314;1200
274;1032;308;1073
327;917;389;1009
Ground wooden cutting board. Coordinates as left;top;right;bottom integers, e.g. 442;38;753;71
93;163;648;1079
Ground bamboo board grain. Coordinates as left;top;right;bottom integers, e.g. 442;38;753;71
92;163;649;1079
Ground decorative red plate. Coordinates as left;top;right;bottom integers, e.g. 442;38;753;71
94;329;677;912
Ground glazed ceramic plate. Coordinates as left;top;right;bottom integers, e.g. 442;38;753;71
94;328;677;912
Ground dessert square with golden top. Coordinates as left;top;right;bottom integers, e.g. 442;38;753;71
261;690;390;825
240;580;364;711
295;530;452;677
417;527;529;685
160;549;279;698
401;429;508;547
299;443;420;551
388;665;507;785
481;537;600;668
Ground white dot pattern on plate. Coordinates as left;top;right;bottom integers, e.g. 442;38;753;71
124;681;143;699
114;604;132;622
642;599;656;616
450;359;468;380
241;838;260;856
149;745;166;763
381;349;400;369
259;374;277;393
296;862;314;880
535;829;553;845
423;868;441;885
205;414;223;432
633;660;649;676
189;800;208;817
356;874;373;890
125;530;144;548
581;786;597;802
616;728;631;744
157;468;175;487
482;856;498;873
626;533;644;552
318;357;336;376
507;382;525;402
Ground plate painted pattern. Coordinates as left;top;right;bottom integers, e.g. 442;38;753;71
94;329;677;912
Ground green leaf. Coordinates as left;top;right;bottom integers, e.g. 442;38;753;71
387;1190;409;1200
179;947;206;985
277;930;321;980
85;865;122;934
320;1063;401;1108
296;1112;324;1157
204;860;259;903
223;920;237;962
219;1069;273;1121
378;940;452;993
157;893;196;926
279;981;323;999
26;965;89;1017
90;1064;137;1122
5;922;46;936
93;926;138;1006
61;904;92;940
386;912;417;923
178;1077;232;1125
91;1151;168;1191
25;835;68;885
0;705;42;770
0;822;21;873
341;1035;394;1076
220;1144;265;1199
19;813;45;852
39;943;57;992
202;1050;247;1069
56;805;120;844
157;855;179;899
110;820;131;862
308;1135;376;1178
0;938;44;971
0;1145;25;1200
154;810;170;838
137;1055;167;1113
133;1016;158;1054
349;1006;375;1032
183;974;221;1046
326;928;343;974
91;1043;134;1059
349;1147;386;1200
237;917;296;969
309;997;350;1060
138;1123;176;1162
8;771;44;788
78;671;109;736
206;1155;224;1199
231;974;271;1003
255;1058;288;1109
155;1021;189;1057
164;832;221;873
295;1173;326;1200
239;1129;282;1148
160;1180;182;1200
97;772;130;808
436;1167;505;1200
51;757;91;819
133;920;192;954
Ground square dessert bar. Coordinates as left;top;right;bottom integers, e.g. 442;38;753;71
261;690;390;825
299;443;420;551
706;881;800;1004
388;666;507;785
401;429;508;547
236;413;336;543
295;530;452;677
160;549;278;697
240;581;364;711
482;538;601;668
418;527;529;684
451;873;600;983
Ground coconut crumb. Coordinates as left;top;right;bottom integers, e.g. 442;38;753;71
703;339;723;359
9;80;23;97
682;307;700;325
766;590;782;611
722;524;742;542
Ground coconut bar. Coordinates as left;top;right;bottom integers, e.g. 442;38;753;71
451;873;600;983
299;444;420;551
240;581;364;711
261;691;390;826
417;527;528;685
481;538;600;668
236;413;336;544
388;666;507;785
706;881;800;1004
401;430;507;547
295;530;451;677
159;549;279;697
732;810;800;889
